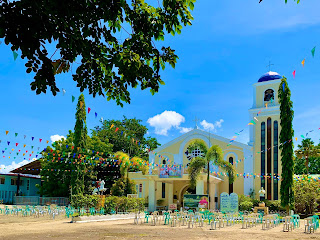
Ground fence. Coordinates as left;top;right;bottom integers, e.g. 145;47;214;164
14;196;69;206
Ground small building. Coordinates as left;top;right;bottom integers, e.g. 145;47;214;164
0;173;41;204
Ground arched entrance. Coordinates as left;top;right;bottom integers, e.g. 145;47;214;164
179;184;196;208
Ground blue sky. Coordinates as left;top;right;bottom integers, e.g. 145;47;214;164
1;0;320;172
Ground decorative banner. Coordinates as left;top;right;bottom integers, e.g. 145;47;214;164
159;164;183;178
184;194;209;209
293;70;296;78
88;107;91;114
5;131;9;135
72;96;75;102
301;59;305;67
95;112;97;118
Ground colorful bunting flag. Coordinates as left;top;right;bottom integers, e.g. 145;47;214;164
301;59;305;67
293;70;296;78
72;96;75;102
311;46;316;57
13;51;18;61
95;112;97;118
88;107;91;114
5;131;9;135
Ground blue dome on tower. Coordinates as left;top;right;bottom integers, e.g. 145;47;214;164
258;71;282;82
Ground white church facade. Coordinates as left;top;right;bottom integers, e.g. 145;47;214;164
129;71;283;211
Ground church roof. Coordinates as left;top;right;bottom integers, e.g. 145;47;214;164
152;128;252;153
258;71;282;83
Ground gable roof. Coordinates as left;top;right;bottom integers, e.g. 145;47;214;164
152;128;252;153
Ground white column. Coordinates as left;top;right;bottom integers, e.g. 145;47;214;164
209;182;216;210
196;180;204;195
148;180;156;211
168;183;173;205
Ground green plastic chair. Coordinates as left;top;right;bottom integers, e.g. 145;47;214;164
163;211;171;225
144;211;150;223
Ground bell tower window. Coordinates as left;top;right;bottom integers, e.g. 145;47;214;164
264;89;274;102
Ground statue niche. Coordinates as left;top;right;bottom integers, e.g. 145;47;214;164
264;89;274;102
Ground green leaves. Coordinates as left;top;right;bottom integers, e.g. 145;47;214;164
0;0;195;106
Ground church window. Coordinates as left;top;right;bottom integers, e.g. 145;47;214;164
162;182;166;198
261;122;266;200
185;148;205;161
264;89;274;102
273;121;278;200
229;157;234;194
267;117;272;200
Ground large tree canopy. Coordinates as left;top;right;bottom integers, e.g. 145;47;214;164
0;0;195;106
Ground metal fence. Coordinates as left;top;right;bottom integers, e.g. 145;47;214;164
14;196;69;206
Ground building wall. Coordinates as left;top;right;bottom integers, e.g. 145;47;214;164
0;174;41;204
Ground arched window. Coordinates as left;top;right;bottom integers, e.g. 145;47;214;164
264;89;274;101
273;121;278;200
185;148;205;161
267;117;272;200
229;157;234;194
261;122;266;200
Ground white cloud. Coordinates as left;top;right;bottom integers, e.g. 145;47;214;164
179;127;193;134
0;158;37;174
50;134;65;142
147;111;185;136
200;119;224;132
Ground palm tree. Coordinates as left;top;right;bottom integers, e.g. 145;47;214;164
187;140;236;200
294;138;320;174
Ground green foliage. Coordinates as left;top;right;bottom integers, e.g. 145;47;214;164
294;138;320;174
104;196;145;213
187;140;236;195
293;176;320;215
278;77;295;210
71;194;100;209
294;156;320;175
238;194;252;204
92;116;160;161
0;0;195;106
263;200;285;211
110;177;136;196
239;201;253;211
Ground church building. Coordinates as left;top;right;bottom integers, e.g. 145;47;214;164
129;71;282;211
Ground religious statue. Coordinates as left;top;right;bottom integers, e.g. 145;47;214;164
92;179;107;195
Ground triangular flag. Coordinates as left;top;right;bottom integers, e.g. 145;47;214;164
24;135;26;139
95;112;97;118
62;88;66;95
88;107;91;114
46;140;49;144
72;96;75;102
293;70;296;78
301;59;305;67
311;46;316;57
110;124;114;129
16;143;18;147
39;139;42;143
5;131;9;135
295;137;298;141
115;127;119;132
13;51;18;61
23;144;26;147
282;83;285;92
15;133;18;137
32;137;34;141
100;117;103;122
80;101;83;108
7;141;10;145
301;135;305;139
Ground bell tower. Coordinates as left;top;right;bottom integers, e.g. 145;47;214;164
248;71;282;201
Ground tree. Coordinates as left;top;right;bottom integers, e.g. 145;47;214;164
38;130;113;197
294;138;320;174
278;77;295;211
92;116;160;161
0;0;195;106
113;151;147;196
187;140;236;206
293;176;320;215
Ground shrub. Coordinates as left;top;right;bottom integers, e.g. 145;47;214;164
71;194;100;209
104;196;145;213
239;201;253;211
